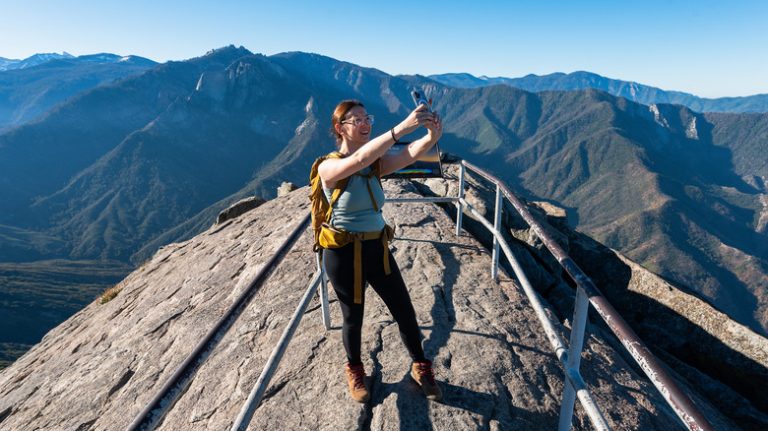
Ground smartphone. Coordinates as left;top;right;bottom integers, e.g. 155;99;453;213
411;89;431;111
385;88;443;179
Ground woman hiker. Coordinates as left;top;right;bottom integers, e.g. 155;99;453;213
312;99;443;403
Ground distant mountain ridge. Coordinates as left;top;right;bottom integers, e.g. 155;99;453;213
0;52;155;71
0;52;74;71
427;71;768;113
0;52;157;130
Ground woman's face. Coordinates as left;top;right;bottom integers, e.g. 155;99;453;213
338;106;372;145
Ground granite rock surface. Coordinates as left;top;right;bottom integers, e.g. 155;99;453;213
0;176;744;430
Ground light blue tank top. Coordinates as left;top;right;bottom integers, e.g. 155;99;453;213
323;166;385;233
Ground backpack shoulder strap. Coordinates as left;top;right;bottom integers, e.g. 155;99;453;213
356;158;383;212
372;158;383;187
310;151;346;193
321;152;350;207
373;158;382;180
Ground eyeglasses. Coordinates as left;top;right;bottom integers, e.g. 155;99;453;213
341;115;375;126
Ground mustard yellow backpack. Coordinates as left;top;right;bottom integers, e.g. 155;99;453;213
309;152;384;251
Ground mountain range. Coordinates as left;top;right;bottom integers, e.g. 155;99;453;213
0;46;766;369
0;52;156;131
429;71;768;113
0;52;75;71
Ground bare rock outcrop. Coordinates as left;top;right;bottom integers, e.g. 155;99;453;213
0;176;742;430
277;181;297;197
216;196;266;224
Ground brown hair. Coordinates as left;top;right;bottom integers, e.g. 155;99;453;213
330;99;365;143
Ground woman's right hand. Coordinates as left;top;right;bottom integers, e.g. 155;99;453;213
394;104;435;138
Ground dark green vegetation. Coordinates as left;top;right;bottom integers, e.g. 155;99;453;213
704;112;768;179
0;48;765;369
429;71;768;113
0;344;29;369
0;259;130;369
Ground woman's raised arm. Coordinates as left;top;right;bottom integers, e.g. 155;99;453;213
319;105;433;186
380;112;442;176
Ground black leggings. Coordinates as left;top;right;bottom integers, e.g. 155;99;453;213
324;239;426;365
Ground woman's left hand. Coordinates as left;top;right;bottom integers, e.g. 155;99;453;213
425;111;443;142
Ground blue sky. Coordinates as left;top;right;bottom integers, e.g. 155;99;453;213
2;0;766;97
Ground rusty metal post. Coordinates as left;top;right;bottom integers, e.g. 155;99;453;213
316;252;331;330
456;163;466;235
491;183;502;281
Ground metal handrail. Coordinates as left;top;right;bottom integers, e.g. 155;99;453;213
455;192;609;429
230;271;323;431
127;213;311;431
460;160;714;431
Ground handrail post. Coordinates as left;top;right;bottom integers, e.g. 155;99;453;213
456;163;466;235
558;286;591;431
491;183;502;281
316;252;331;330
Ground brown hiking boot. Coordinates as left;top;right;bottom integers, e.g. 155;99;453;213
345;363;370;403
411;360;442;401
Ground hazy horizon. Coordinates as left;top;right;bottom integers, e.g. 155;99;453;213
3;0;767;98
